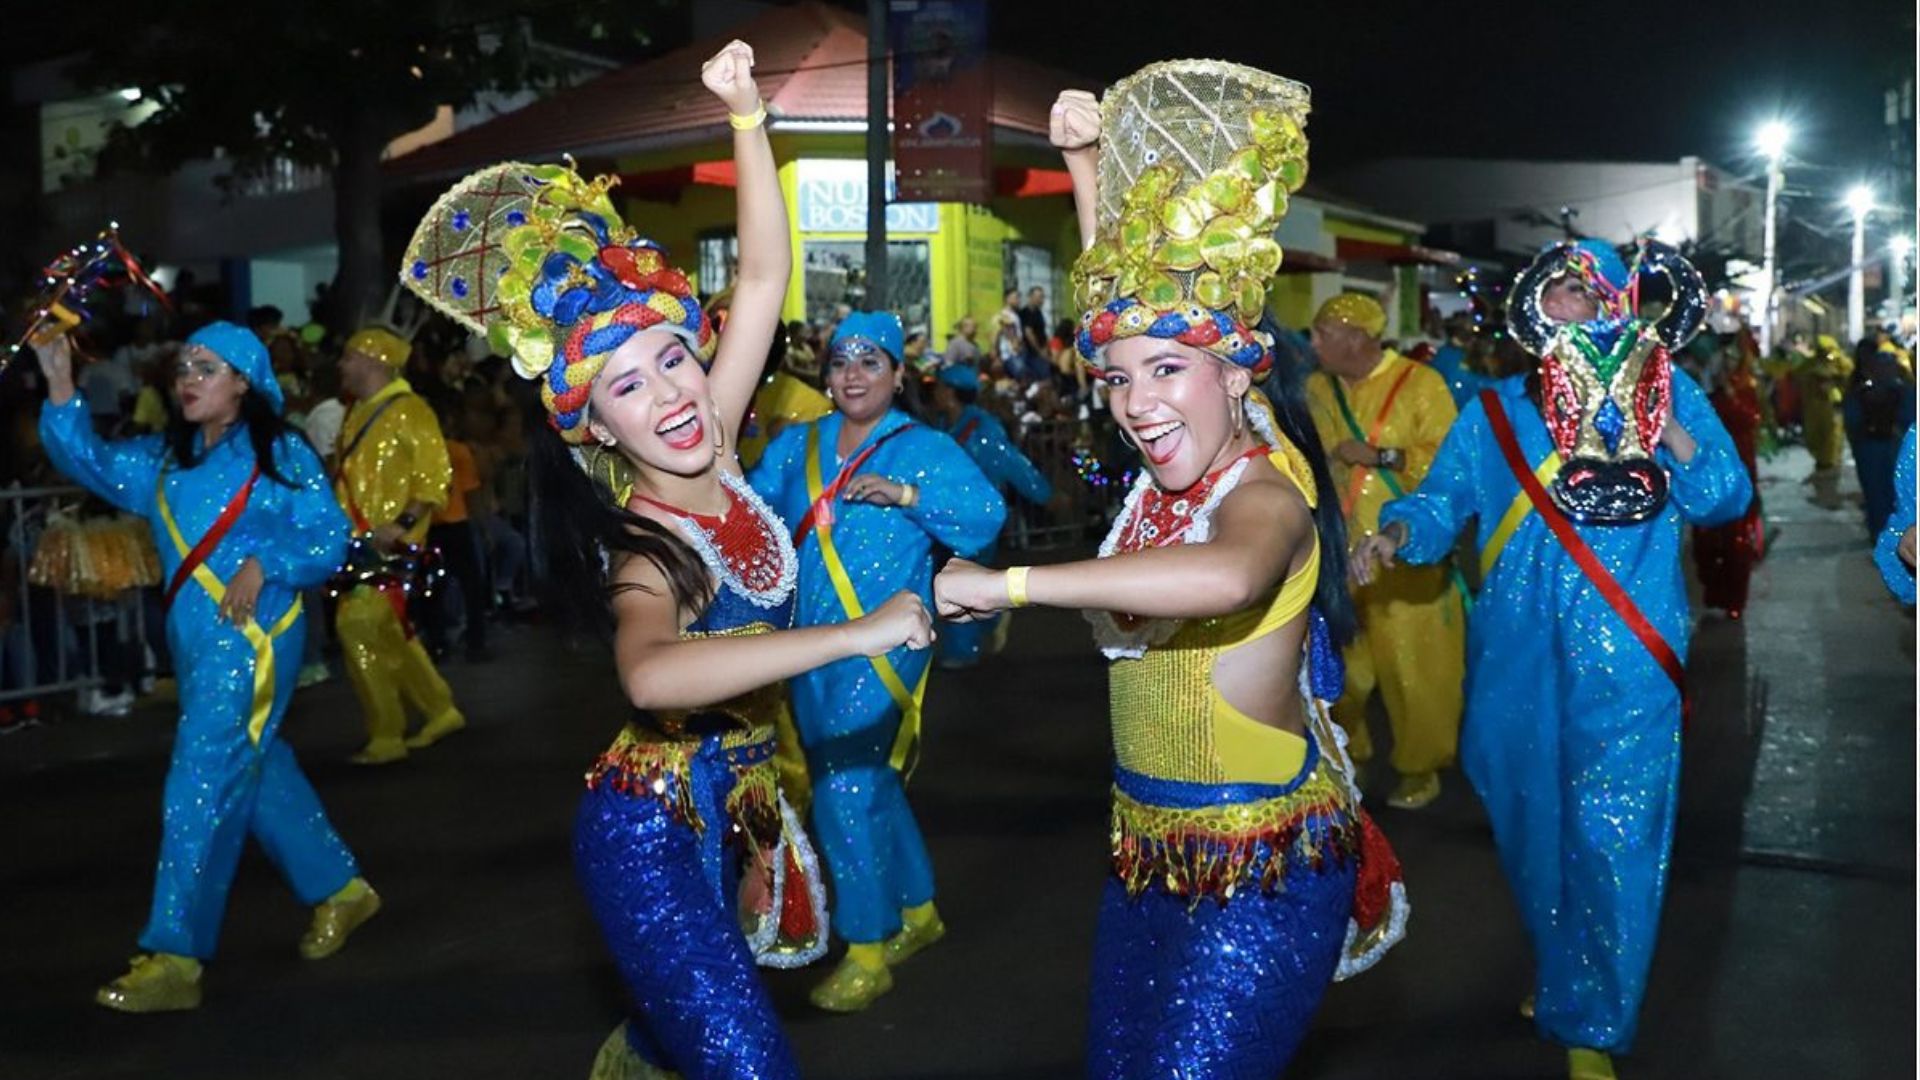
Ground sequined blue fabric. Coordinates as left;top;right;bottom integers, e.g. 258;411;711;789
574;744;798;1079
1088;761;1356;1080
934;404;1051;666
1874;428;1915;604
1379;370;1750;1051
40;396;358;959
571;509;801;1078
749;408;1005;942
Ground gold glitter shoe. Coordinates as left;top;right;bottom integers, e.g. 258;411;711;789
95;953;202;1013
405;709;467;750
299;878;381;959
883;914;946;967
350;739;408;765
808;953;893;1012
1519;993;1536;1020
1568;1047;1617;1079
1387;771;1441;810
588;1023;681;1080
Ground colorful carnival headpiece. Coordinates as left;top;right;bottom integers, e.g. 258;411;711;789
1506;238;1707;524
398;160;715;443
1071;59;1312;380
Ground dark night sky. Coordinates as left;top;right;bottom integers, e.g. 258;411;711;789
981;0;1915;183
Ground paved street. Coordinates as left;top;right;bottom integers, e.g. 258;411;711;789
1;446;1911;1080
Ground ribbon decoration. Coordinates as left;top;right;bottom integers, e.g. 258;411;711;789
8;224;172;375
801;422;929;776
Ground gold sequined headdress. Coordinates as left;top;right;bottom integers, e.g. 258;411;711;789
1071;60;1311;378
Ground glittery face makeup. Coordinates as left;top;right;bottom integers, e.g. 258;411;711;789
1101;337;1248;493
824;339;900;424
587;327;720;479
173;345;247;426
1541;276;1602;324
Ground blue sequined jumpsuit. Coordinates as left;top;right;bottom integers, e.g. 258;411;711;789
749;408;1005;944
1379;371;1750;1051
933;403;1052;666
40;397;359;960
1875;427;1915;604
571;477;811;1079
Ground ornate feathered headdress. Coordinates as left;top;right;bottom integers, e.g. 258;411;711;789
1071;59;1311;380
398;161;715;443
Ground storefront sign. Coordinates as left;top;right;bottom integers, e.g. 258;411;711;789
795;159;940;234
889;0;992;204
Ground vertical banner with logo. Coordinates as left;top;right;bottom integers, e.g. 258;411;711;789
890;0;992;204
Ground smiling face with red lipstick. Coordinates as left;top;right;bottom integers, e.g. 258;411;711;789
1100;335;1256;493
583;327;723;478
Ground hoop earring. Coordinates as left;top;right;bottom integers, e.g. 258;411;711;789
1231;398;1246;438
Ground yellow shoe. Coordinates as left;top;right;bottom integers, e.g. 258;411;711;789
95;953;202;1013
883;914;946;967
1519;993;1536;1019
1569;1047;1616;1080
1387;771;1441;810
405;709;467;750
588;1023;681;1080
808;952;893;1013
350;739;408;765
300;878;381;959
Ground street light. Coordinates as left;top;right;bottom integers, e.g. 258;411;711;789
1846;184;1875;343
1756;121;1791;354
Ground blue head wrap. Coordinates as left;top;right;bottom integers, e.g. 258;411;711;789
185;321;281;413
830;311;904;364
936;363;981;392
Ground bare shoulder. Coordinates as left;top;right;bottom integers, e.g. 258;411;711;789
1217;459;1313;542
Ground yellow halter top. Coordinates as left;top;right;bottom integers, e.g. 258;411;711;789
1101;442;1321;786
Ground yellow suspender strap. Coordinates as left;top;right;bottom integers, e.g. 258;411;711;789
804;424;929;777
156;478;302;747
1478;452;1565;581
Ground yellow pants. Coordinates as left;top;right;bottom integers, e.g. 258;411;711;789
1332;561;1464;776
1802;397;1845;470
335;586;459;745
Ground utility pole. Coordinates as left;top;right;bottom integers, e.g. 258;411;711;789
865;0;889;313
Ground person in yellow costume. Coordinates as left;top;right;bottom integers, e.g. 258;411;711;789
331;327;466;764
1306;293;1464;810
736;328;832;470
1793;332;1853;505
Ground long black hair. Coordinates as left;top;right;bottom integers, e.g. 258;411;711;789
1258;314;1357;646
164;387;306;487
525;390;714;640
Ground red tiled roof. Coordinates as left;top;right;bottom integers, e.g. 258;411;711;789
387;2;1088;183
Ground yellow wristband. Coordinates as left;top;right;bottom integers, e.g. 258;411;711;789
899;483;917;508
1005;566;1031;608
728;103;767;130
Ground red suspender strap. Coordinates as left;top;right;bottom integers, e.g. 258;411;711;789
1478;388;1689;713
790;424;917;545
164;464;262;610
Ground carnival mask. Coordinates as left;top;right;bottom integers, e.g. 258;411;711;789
1508;239;1706;524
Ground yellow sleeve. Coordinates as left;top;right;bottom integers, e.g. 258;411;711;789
401;398;453;512
1303;372;1347;459
1401;366;1458;486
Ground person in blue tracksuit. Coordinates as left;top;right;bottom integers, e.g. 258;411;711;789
1875;427;1916;604
1353;242;1751;1080
32;321;375;1014
750;311;1005;1012
924;362;1052;667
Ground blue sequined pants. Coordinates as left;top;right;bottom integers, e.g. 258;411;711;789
803;711;936;944
141;615;359;959
572;739;799;1080
1086;769;1356;1080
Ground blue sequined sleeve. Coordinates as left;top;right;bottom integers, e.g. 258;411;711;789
746;422;807;511
1658;368;1752;528
1379;397;1487;566
1875;428;1916;605
237;433;352;589
37;395;163;515
894;428;1006;560
974;413;1052;506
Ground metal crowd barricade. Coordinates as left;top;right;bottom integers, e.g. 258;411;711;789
1;484;153;708
999;416;1138;554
